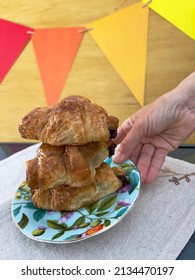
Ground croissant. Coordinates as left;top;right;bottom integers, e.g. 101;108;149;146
32;162;122;211
26;141;114;190
19;95;119;145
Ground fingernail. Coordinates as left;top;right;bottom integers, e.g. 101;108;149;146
140;172;145;183
113;151;123;163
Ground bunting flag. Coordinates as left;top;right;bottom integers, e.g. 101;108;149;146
142;0;195;40
32;27;85;106
86;2;149;106
0;19;34;83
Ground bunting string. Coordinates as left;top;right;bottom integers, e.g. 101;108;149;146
0;0;194;106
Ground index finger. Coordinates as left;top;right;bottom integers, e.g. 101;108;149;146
113;124;142;163
112;126;127;144
113;118;132;144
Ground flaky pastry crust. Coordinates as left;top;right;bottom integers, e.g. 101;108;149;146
32;163;122;211
26;141;112;190
19;95;119;145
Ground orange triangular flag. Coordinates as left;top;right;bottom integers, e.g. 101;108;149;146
32;27;84;106
87;3;149;106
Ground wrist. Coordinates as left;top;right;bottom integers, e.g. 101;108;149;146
163;72;195;114
175;72;195;110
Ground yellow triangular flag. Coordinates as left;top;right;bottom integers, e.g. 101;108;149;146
87;2;149;106
142;0;195;40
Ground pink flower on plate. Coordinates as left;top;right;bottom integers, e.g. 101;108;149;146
38;226;47;230
47;210;56;215
57;211;74;224
117;198;130;207
117;183;131;193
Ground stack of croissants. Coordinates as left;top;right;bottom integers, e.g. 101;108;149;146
19;96;125;211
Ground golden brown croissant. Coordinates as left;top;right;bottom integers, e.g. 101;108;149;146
32;162;122;211
19;95;119;145
26;141;113;190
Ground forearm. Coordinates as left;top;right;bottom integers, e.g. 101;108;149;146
171;71;195;112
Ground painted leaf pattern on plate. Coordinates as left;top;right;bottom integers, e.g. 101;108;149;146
12;158;140;242
18;213;29;229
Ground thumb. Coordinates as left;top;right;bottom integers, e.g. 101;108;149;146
113;122;143;163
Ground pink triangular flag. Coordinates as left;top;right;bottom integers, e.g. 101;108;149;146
0;19;34;83
32;27;84;106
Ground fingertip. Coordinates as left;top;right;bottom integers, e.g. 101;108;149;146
139;170;146;184
143;175;157;184
144;149;167;184
112;151;125;163
143;167;159;184
137;162;149;184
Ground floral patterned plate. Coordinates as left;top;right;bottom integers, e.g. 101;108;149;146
11;157;140;243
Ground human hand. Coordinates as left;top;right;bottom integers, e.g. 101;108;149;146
113;73;195;184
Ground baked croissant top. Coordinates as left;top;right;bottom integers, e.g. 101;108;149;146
19;95;119;146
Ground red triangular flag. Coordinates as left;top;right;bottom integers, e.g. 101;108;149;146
32;27;84;106
0;19;34;83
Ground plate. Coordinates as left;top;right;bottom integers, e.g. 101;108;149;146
11;157;140;243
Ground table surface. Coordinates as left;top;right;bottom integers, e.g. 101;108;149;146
0;143;194;260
